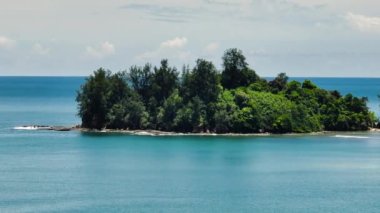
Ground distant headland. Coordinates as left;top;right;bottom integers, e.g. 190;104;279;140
75;48;378;134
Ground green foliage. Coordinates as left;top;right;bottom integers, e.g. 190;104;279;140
188;96;207;132
76;49;377;133
107;97;148;130
248;79;270;92
302;80;317;90
157;89;183;131
321;94;375;131
213;89;321;133
173;104;193;132
214;90;239;133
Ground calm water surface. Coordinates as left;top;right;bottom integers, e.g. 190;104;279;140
0;77;379;212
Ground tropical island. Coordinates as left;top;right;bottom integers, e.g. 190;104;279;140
76;48;377;134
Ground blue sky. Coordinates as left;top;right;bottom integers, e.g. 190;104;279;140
0;0;379;77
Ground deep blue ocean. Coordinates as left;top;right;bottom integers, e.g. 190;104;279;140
0;77;380;212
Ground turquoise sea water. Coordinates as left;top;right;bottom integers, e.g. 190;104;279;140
0;77;380;212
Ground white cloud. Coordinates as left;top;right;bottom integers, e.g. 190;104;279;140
137;37;192;62
33;43;50;55
160;37;187;48
0;36;16;49
85;41;115;59
345;12;380;33
204;42;219;54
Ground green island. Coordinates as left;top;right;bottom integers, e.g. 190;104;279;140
76;48;377;134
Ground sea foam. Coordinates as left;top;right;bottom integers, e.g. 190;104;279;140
333;135;370;139
13;126;51;130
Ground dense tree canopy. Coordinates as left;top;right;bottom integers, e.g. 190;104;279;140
76;49;377;133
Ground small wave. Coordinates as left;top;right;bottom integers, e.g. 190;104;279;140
134;131;155;136
333;135;370;139
13;126;38;130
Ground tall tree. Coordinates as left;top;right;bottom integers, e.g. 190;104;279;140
151;59;179;105
269;73;288;93
221;48;259;89
179;65;192;102
188;59;220;103
128;63;153;103
76;68;111;129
